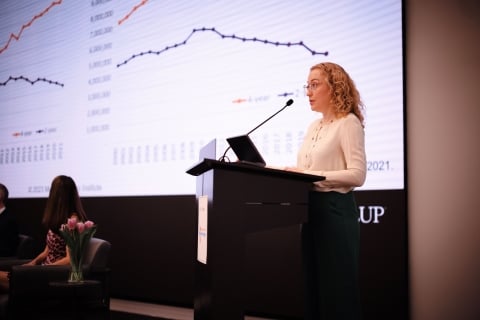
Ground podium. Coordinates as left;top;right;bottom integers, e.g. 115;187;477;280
187;155;324;320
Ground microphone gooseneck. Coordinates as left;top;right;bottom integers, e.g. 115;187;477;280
218;99;294;162
219;146;232;162
246;99;293;136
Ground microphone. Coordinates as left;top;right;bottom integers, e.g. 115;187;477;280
245;99;294;136
219;99;294;162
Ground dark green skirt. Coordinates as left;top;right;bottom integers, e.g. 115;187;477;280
301;191;362;320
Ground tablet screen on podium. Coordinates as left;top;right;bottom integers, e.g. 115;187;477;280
226;135;266;167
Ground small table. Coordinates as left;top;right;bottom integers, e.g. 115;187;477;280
49;280;104;319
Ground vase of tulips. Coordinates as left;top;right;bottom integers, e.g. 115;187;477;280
59;216;97;282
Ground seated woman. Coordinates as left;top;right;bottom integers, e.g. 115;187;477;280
0;175;88;292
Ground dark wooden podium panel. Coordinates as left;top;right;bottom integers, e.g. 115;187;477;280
188;159;323;320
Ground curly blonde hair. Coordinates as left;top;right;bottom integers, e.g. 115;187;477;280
311;62;365;126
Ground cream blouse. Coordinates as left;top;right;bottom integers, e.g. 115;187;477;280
297;113;366;193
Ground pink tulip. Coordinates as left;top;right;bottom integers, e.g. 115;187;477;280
67;217;77;230
76;222;85;233
84;220;94;229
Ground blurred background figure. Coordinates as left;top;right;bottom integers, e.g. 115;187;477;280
0;183;19;258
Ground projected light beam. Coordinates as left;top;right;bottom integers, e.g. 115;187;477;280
117;27;329;67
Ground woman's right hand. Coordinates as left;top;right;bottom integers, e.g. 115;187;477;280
22;259;37;266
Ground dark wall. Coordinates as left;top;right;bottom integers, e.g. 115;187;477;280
9;189;407;319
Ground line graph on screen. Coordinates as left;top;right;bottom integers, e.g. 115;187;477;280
0;0;62;55
116;27;329;67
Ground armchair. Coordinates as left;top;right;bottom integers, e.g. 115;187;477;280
0;237;111;320
0;234;37;269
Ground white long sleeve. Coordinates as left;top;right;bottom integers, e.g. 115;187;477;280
297;113;366;193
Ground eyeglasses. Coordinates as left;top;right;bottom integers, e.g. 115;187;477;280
303;82;320;92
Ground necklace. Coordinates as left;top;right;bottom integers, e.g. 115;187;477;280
312;118;333;142
320;118;335;125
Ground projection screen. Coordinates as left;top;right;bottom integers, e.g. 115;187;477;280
0;0;403;197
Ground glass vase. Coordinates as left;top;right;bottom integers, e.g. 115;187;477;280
68;257;84;282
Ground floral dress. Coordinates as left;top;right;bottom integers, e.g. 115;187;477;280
42;229;66;265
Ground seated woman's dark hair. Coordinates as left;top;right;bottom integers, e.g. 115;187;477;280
42;175;88;233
